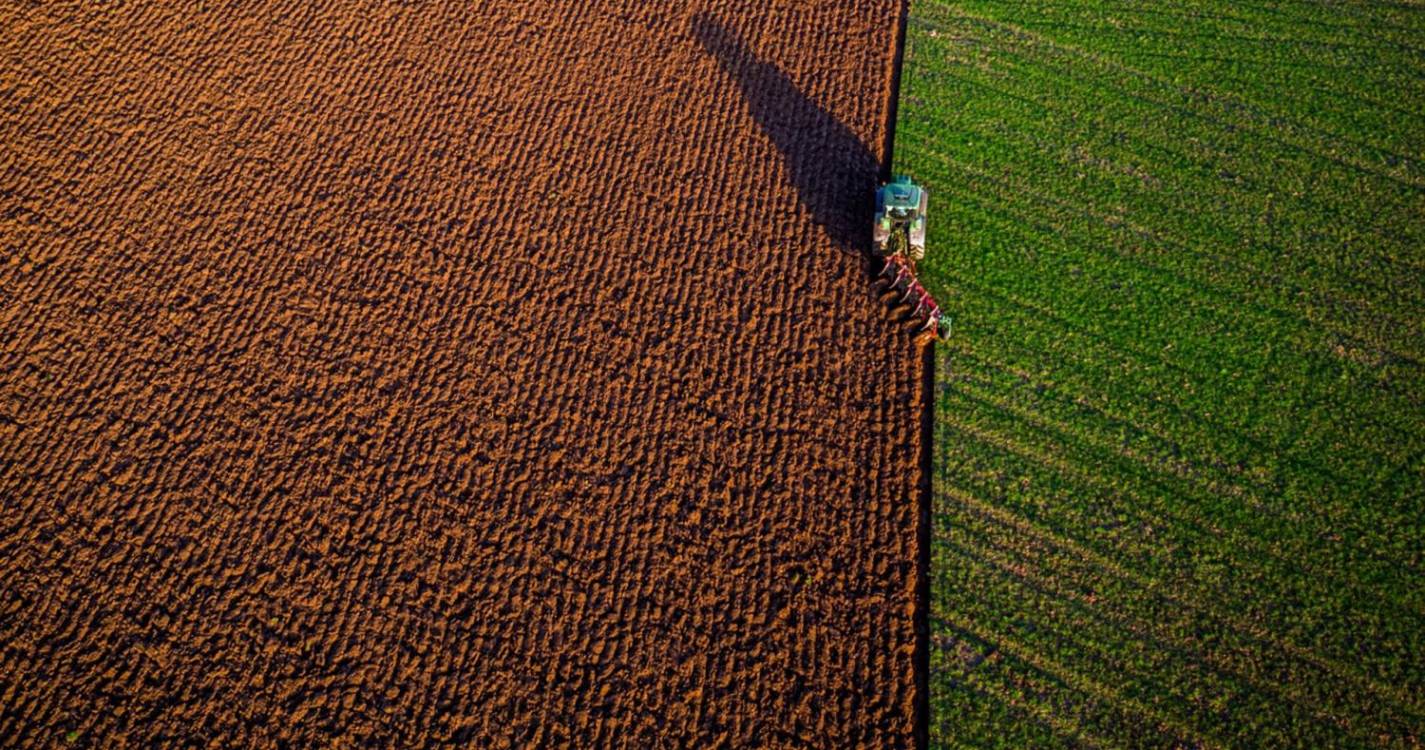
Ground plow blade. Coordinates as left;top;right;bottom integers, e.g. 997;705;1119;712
875;255;950;343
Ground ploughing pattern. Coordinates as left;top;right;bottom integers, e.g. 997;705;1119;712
0;1;925;746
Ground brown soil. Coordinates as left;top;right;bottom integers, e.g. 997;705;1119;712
0;2;921;746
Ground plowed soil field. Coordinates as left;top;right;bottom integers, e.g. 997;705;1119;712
1;2;923;747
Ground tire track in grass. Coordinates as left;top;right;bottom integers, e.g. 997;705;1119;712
906;15;1425;320
974;5;1425;150
935;6;1425;190
949;338;1420;606
917;172;1419;504
926;172;1425;452
934;539;1310;748
936;357;1425;677
932;578;1217;749
932;403;1414;704
932;394;1425;740
906;86;1425;345
935;483;1420;746
935;472;1425;721
934;253;1409;516
931;234;1424;614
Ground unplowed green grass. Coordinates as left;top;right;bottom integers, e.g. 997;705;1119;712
896;2;1424;747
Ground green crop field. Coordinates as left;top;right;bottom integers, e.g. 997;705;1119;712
894;1;1424;747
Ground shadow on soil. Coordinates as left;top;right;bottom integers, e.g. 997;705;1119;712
692;13;878;256
696;13;932;750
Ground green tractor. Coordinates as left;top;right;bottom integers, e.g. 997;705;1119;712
873;175;928;263
871;175;949;343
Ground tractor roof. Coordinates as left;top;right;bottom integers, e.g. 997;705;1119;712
880;178;922;210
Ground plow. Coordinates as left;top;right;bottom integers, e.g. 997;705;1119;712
872;175;950;345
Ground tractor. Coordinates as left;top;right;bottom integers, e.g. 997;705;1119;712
872;175;949;343
874;174;928;262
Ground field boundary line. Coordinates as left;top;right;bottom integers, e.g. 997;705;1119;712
886;2;934;749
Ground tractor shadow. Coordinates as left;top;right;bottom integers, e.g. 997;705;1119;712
691;13;880;258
